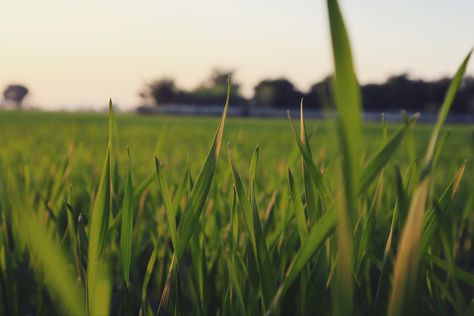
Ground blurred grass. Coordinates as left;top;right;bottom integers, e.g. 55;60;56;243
0;110;471;191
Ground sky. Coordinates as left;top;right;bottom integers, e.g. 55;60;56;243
0;0;473;110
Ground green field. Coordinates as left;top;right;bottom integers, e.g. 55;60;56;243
0;110;471;186
0;109;473;315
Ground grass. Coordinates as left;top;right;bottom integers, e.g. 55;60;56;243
0;0;473;315
0;107;473;315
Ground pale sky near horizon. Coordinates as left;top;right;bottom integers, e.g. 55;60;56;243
0;0;473;110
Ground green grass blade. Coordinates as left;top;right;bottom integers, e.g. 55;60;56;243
248;145;259;194
287;111;330;198
269;207;336;312
424;50;472;165
228;145;275;308
17;208;86;315
359;116;417;194
388;50;471;316
89;263;111;316
285;207;336;287
139;244;159;316
87;104;114;313
288;168;308;242
133;174;154;200
327;0;362;313
155;157;178;253
120;148;134;286
225;255;247;314
420;161;467;256
327;0;362;204
175;78;230;261
425;254;474;287
300;102;320;223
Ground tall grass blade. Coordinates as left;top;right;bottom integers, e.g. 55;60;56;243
155;157;178;253
228;145;275;308
287;112;330;197
327;0;363;313
120;148;134;286
388;50;471;316
299;101;320;223
17;207;86;315
87;102;114;313
269;207;336;313
359;115;417;194
175;77;230;261
288;168;309;242
139;244;158;316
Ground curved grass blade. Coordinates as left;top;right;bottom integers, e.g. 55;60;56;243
359;115;418;194
299;101;320;223
228;145;275;308
268;206;336;313
225;255;247;314
87;102;114;313
287;111;330;198
139;244;159;316
155;157;178;253
420;160;467;256
133;174;154;200
288;168;308;242
327;0;363;313
17;207;86;315
175;78;230;261
388;50;472;316
424;50;472;165
120;148;134;286
248;145;259;194
425;254;474;287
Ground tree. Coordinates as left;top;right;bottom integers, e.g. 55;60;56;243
141;69;248;107
253;78;302;108
141;78;178;105
189;68;247;106
3;84;29;108
304;76;333;109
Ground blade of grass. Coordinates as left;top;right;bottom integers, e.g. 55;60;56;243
425;254;474;287
139;244;159;316
420;160;467;256
87;102;114;313
17;206;86;315
388;50;472;316
120;148;134;286
175;77;230;261
155;157;178;253
228;145;275;308
327;0;363;313
268;206;336;313
300;101;320;223
359;115;418;194
288;168;309;242
287;111;330;198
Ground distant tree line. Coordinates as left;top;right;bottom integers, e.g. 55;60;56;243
140;69;474;114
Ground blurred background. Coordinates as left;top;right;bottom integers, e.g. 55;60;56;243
0;0;473;118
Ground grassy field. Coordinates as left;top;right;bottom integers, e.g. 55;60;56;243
0;109;472;315
1;0;473;315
